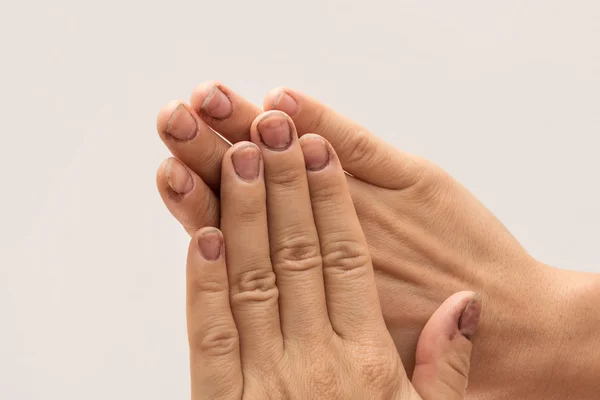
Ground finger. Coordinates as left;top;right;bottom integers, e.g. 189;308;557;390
220;141;283;366
156;158;220;235
157;101;229;189
190;81;262;144
264;87;424;190
299;134;384;339
412;292;482;400
248;111;330;341
187;228;242;400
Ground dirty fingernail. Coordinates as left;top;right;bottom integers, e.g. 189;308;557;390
231;144;261;181
273;91;298;116
201;86;232;119
197;228;223;261
300;135;330;171
458;294;482;340
166;158;193;194
166;104;197;141
257;113;292;150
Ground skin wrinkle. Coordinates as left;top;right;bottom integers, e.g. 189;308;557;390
164;103;198;142
196;82;236;123
182;109;475;398
160;83;600;399
355;195;462;284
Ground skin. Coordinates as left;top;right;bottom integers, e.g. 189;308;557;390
185;119;481;399
157;82;600;399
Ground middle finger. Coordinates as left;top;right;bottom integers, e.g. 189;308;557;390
250;111;330;342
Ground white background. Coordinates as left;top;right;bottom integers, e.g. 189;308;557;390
1;1;598;399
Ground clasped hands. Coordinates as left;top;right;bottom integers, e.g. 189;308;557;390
155;82;593;399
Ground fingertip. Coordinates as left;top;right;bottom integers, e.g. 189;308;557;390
190;81;234;120
228;141;262;182
187;227;228;295
157;157;195;197
263;86;285;109
185;227;241;398
156;159;221;235
412;291;480;400
156;157;176;199
156;158;169;187
249;110;298;152
425;291;479;342
414;291;477;369
264;87;299;117
166;158;194;195
459;293;482;341
156;100;187;135
190;80;222;107
193;227;224;262
299;134;332;172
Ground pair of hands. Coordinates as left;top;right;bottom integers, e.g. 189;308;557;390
181;110;478;399
155;82;560;398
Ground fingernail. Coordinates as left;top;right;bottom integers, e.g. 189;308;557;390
165;158;193;194
166;104;197;141
301;136;330;171
231;144;261;181
459;294;482;340
273;91;298;116
197;229;223;261
201;86;232;119
257;113;292;150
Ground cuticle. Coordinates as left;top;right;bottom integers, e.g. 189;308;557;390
307;148;331;172
257;114;294;151
200;84;234;120
231;144;262;181
165;104;198;142
165;158;195;199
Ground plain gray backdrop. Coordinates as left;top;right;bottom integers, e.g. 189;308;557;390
1;0;598;399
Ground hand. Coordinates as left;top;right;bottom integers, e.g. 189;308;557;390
157;82;600;398
184;112;480;399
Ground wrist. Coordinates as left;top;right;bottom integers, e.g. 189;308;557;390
543;268;600;398
468;260;600;399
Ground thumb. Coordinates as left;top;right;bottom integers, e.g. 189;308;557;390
411;291;482;400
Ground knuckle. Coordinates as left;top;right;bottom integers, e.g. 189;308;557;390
354;345;400;394
322;240;371;274
310;353;343;398
263;379;288;400
361;357;394;388
341;128;378;166
194;321;239;357
232;195;265;223
266;162;305;190
307;178;344;204
230;266;279;303
404;168;457;222
271;230;322;272
236;206;264;223
190;276;228;294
